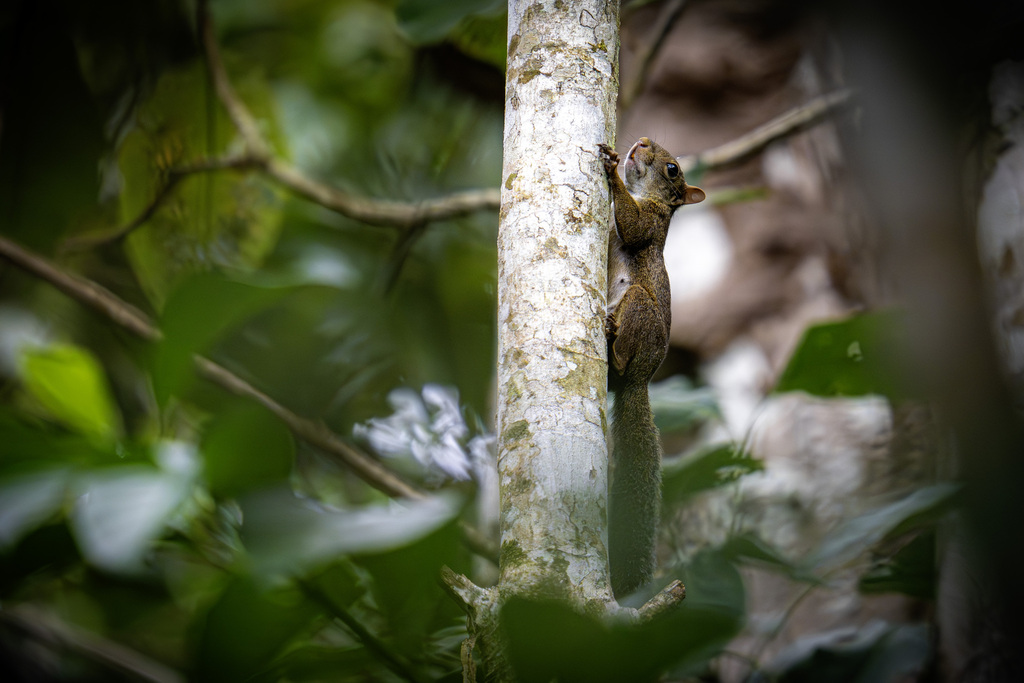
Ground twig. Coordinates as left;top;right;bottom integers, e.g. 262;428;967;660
0;235;499;561
620;0;688;110
195;2;499;229
62;154;264;251
679;88;856;176
636;579;686;621
0;607;185;683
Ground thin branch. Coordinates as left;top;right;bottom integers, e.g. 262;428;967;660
0;235;160;342
0;607;185;683
62;154;264;251
636;579;686;621
439;566;488;616
679;88;856;176
195;3;499;229
620;0;688;110
198;0;268;158
263;158;501;228
0;235;498;561
194;357;424;501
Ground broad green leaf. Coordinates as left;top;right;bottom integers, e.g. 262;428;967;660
0;467;70;549
118;61;285;307
649;376;720;435
201;406;294;498
775;310;909;399
661;443;762;504
239;488;462;577
19;344;122;441
806;483;959;571
70;464;192;572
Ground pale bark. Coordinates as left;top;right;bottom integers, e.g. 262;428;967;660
496;0;619;605
442;1;622;679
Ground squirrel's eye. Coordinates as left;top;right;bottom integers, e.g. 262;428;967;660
665;163;679;178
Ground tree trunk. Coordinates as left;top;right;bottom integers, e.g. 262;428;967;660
444;1;622;679
496;0;619;604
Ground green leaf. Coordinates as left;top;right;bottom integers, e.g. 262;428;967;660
239;488;462;577
153;273;288;405
661;443;763;504
70;463;192;573
201;406;294;498
192;576;317;683
502;594;740;683
775;310;909;399
19;344;122;442
118;61;285;307
806;483;959;571
649;376;720;435
356;513;463;660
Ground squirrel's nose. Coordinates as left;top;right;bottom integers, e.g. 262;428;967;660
638;137;651;147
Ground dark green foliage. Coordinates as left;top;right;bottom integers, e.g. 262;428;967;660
775;310;912;400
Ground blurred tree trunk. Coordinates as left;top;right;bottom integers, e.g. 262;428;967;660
445;0;621;679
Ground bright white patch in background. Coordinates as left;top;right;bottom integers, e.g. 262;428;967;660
703;339;772;439
296;247;360;288
664;206;732;301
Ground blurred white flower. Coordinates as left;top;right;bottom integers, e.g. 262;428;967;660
354;384;493;482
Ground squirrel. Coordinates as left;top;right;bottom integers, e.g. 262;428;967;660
598;137;705;598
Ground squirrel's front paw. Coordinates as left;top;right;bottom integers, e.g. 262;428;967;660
598;143;619;174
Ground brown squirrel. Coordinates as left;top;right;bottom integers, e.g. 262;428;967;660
599;137;705;598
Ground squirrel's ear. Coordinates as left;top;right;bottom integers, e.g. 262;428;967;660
684;185;706;205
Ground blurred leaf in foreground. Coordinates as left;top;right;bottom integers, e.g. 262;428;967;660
19;343;122;442
239;488;462;577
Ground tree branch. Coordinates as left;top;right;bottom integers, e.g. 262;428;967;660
62;155;264;251
194;2;499;229
636;579;686;621
0;236;160;341
679;88;855;176
15;231;415;497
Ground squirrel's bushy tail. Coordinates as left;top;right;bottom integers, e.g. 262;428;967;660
609;375;662;598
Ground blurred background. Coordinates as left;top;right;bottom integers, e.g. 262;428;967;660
1;0;1023;681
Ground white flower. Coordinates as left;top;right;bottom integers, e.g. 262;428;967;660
355;384;490;483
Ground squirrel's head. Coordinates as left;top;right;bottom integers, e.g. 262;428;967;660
623;137;705;207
